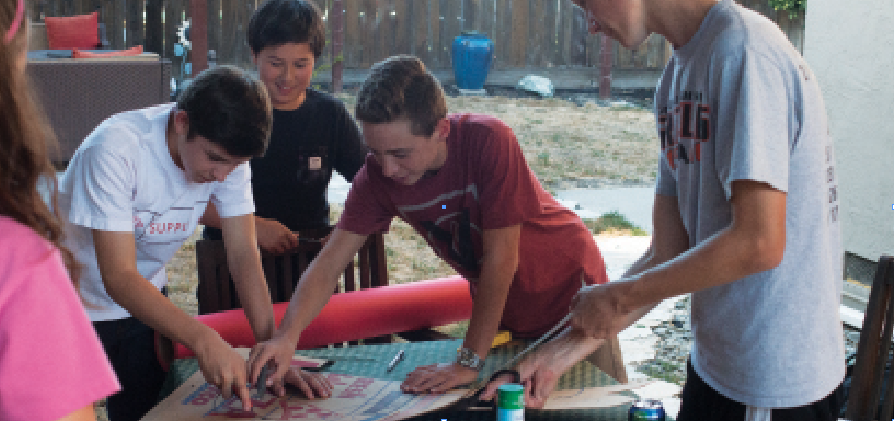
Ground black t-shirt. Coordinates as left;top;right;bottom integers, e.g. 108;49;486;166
205;89;367;238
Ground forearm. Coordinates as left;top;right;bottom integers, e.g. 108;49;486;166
621;183;787;312
104;271;219;352
228;250;276;342
276;260;342;344
626;225;780;312
221;214;276;341
621;247;657;280
94;229;223;352
615;194;692;315
461;225;522;357
537;327;605;370
616;247;674;319
463;269;515;358
276;229;368;344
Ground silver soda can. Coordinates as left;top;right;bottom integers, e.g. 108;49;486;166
629;399;666;421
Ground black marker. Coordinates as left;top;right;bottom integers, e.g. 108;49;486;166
386;350;405;372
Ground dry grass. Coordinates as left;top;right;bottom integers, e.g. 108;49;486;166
339;94;660;190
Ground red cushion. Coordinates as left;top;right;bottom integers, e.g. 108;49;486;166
72;45;143;58
44;12;99;50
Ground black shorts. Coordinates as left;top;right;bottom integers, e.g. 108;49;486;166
676;359;844;421
93;317;167;421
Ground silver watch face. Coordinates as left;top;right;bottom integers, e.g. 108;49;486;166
457;348;483;370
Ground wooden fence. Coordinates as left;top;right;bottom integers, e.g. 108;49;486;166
30;0;803;84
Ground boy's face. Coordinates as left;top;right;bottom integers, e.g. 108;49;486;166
361;119;449;186
169;111;250;183
180;136;250;183
252;42;315;111
572;0;649;50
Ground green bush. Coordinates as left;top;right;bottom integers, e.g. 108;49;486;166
768;0;804;19
585;211;649;236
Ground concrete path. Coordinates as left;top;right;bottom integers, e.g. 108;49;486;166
557;187;656;234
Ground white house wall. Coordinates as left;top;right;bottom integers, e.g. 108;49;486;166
804;0;894;262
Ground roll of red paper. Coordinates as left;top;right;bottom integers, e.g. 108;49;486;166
163;277;473;362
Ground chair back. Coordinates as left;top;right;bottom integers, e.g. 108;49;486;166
846;255;894;421
196;228;388;315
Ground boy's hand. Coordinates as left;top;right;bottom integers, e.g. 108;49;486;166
248;335;300;396
400;362;479;394
570;281;636;339
276;366;334;399
479;339;574;409
255;217;298;254
479;352;561;409
193;330;254;410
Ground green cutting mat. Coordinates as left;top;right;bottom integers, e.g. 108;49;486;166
160;339;640;420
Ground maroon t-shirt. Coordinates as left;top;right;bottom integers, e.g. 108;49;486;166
338;114;608;337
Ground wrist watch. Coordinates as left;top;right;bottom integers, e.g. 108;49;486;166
456;347;485;371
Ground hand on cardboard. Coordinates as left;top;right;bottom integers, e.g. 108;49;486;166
400;362;479;394
276;366;334;399
255;217;298;254
479;347;564;409
570;281;637;339
248;335;297;395
194;330;254;410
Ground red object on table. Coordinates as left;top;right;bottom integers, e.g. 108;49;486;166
159;277;473;367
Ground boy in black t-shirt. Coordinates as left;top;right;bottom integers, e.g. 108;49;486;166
201;0;368;253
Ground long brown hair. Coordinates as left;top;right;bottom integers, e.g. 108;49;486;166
0;0;81;286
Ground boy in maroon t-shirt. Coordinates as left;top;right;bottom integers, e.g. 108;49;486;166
248;55;627;396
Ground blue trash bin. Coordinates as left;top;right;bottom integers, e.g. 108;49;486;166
451;31;494;90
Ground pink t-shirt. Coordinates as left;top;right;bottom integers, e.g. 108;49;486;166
0;216;119;421
339;114;608;338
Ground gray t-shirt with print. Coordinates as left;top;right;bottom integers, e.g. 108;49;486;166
654;0;844;408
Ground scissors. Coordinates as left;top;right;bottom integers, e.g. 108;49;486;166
451;369;523;411
253;364;271;400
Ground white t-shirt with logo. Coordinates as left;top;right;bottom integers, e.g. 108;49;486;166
59;103;254;322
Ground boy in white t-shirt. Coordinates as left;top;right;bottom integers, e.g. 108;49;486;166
58;66;332;421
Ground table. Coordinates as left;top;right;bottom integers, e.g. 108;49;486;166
159;339;639;421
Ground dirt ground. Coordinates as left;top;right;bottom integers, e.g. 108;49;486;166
164;94;660;317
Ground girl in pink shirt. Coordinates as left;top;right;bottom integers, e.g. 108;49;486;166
0;1;120;420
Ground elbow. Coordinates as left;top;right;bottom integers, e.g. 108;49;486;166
742;234;785;274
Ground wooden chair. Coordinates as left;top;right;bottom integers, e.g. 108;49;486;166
196;227;388;315
845;255;894;421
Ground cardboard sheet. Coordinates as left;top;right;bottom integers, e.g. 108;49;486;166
143;349;652;420
141;354;465;421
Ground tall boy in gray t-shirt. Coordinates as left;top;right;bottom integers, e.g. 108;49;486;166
482;0;845;418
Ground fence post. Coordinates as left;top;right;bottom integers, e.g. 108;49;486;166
331;0;344;93
599;33;612;99
189;0;208;75
145;0;162;55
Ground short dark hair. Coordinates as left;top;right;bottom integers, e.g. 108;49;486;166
176;65;272;157
248;0;326;58
355;55;447;137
